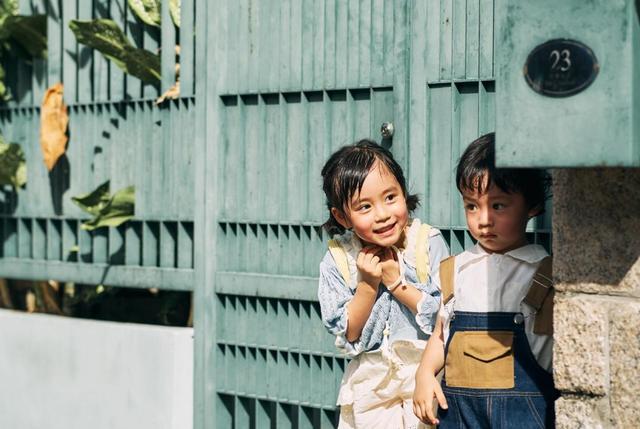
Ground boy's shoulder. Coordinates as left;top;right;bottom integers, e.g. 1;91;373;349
448;243;549;267
439;244;551;305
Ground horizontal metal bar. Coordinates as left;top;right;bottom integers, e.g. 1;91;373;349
216;340;345;359
215;272;318;301
0;97;197;112
214;389;337;411
0;259;193;291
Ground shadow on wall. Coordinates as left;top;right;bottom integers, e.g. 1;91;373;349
49;153;70;216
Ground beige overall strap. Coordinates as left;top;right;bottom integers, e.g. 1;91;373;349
440;256;456;305
523;256;554;335
327;239;351;285
415;223;432;283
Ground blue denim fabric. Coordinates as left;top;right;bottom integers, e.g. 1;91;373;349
438;312;558;429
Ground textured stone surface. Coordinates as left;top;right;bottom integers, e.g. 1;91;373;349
609;301;640;428
553;168;640;427
553;294;609;395
552;169;640;296
555;396;610;429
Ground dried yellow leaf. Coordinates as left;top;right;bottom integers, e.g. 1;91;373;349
155;80;180;105
40;82;69;171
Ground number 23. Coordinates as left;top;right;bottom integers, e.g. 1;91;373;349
550;49;571;72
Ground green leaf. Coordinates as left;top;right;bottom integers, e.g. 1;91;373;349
169;0;180;27
0;0;18;41
71;181;135;231
4;14;47;58
71;180;111;216
0;134;26;188
0;0;18;20
127;0;161;27
68;19;161;84
80;185;135;231
0;61;8;101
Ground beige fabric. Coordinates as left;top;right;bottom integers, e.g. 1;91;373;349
339;397;428;429
328;238;351;285
445;331;515;389
337;339;428;429
523;256;554;335
415;223;431;284
439;256;455;305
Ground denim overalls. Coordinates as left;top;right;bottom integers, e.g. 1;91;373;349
437;257;558;429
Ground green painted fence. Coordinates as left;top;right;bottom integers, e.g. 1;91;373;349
0;1;551;428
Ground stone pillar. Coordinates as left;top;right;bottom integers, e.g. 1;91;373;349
553;169;640;429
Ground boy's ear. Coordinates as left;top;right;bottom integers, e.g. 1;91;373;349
331;207;351;229
527;204;543;219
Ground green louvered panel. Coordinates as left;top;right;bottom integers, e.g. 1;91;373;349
198;0;411;427
0;0;196;290
405;0;552;257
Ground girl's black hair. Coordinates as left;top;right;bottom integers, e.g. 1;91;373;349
456;132;552;214
321;139;419;235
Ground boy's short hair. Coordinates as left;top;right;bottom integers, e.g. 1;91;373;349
456;132;551;213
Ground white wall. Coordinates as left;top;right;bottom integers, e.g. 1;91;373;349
0;309;193;429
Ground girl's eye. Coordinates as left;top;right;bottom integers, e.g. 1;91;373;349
356;204;371;212
464;203;477;212
385;194;396;202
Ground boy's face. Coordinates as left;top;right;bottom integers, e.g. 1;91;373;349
462;177;537;254
332;162;409;248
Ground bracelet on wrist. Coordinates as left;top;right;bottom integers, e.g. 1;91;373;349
384;276;402;292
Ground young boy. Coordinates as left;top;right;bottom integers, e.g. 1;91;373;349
413;133;556;428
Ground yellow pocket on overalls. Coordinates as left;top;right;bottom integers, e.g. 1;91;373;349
445;331;514;389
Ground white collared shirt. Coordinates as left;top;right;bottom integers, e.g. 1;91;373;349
440;243;553;371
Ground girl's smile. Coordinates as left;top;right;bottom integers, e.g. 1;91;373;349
331;162;409;248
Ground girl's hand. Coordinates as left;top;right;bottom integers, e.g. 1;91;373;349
379;247;401;288
413;371;447;425
356;246;383;287
356;246;382;288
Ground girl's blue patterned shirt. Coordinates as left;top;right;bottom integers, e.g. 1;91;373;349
317;219;450;356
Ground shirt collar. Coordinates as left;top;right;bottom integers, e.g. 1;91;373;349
463;242;549;265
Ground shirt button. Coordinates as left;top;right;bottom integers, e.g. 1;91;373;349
513;314;525;324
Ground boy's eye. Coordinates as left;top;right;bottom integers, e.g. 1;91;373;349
493;203;506;210
464;203;477;212
385;194;396;202
356;204;371;212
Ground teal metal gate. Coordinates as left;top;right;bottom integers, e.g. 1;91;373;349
0;1;551;428
0;0;196;290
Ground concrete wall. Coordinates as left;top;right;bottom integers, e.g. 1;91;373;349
0;309;193;429
553;169;640;428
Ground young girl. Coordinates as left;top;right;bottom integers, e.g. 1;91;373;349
318;139;449;429
413;133;556;428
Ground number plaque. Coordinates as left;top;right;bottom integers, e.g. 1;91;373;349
523;39;599;97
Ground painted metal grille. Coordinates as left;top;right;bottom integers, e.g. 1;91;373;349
0;1;552;428
0;0;196;290
201;1;550;427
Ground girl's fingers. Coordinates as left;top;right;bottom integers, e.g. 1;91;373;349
412;401;423;422
371;256;380;265
415;400;433;425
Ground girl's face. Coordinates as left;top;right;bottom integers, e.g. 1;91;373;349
332;162;409;248
462;176;538;253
